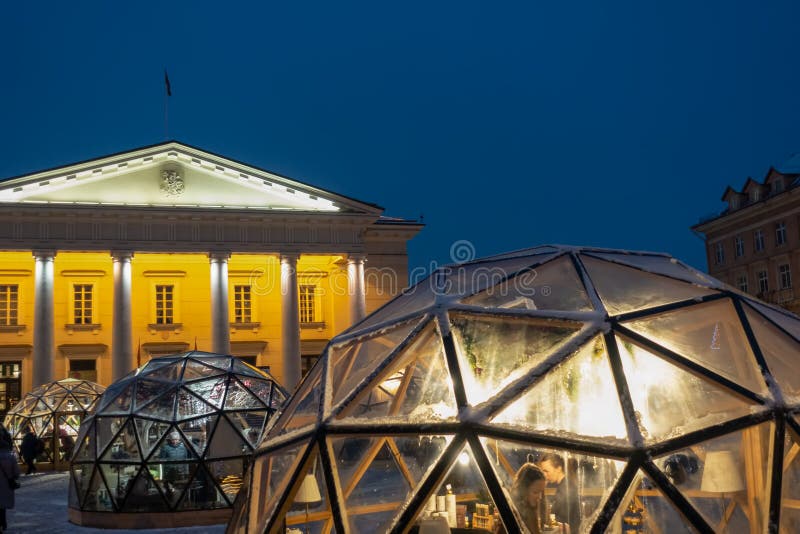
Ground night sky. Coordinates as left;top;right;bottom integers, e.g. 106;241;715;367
2;2;799;279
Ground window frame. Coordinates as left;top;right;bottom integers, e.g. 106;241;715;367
0;285;19;327
233;284;253;324
776;221;787;246
754;229;765;252
779;264;792;290
758;270;769;294
737;274;748;294
715;242;725;265
734;236;744;258
71;283;94;325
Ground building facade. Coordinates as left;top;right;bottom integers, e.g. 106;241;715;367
692;154;800;314
0;142;422;415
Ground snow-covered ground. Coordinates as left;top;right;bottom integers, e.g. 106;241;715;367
7;472;226;534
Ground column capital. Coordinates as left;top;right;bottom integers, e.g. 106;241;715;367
280;253;300;264
347;253;367;264
111;251;134;262
32;250;56;260
208;251;231;262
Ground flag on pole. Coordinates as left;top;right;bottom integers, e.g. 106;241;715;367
164;70;172;97
194;336;198;351
136;339;141;367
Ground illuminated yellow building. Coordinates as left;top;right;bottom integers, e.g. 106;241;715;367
0;141;422;415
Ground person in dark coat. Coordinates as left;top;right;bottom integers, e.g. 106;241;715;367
0;433;21;531
19;427;38;475
539;453;581;533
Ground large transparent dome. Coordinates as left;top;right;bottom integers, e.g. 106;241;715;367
229;245;800;533
68;351;287;529
5;378;105;469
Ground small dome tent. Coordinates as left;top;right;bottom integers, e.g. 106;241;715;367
228;245;800;533
5;378;105;470
68;351;287;529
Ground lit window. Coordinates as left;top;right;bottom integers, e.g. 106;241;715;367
754;229;764;252
776;222;787;246
299;285;317;324
155;285;174;324
734;236;744;258
715;243;724;265
758;271;769;294
0;285;18;326
73;284;93;324
780;264;792;290
737;275;748;293
234;285;252;323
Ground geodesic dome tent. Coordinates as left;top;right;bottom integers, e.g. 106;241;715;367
68;351;287;529
5;378;105;469
229;245;800;534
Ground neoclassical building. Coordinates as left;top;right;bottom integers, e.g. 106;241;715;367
0;141;422;415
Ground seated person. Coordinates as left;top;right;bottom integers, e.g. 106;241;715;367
539;453;580;533
495;462;548;534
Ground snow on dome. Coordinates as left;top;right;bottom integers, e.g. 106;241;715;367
5;378;105;468
67;351;287;529
229;246;800;533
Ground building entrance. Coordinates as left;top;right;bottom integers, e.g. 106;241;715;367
0;361;21;418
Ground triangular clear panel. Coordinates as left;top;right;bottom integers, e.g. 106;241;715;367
491;336;629;445
480;436;625;533
175;463;228;510
182;360;226;381
617;335;762;444
100;420;141;462
186;376;228;409
206;458;245;503
95;417;129;457
84;465;113;511
655;421;773;533
176;387;217;420
239;377;279;410
336;324;458;422
121;468;169;512
195;356;233;372
135;419;172;460
230;358;265;378
781;424;800;533
419;444;506;533
145;361;183;382
150;428;198;465
207;414;249;459
285;453;333;532
177;415;217;457
71;463;94;508
450;312;582;406
747;300;800;342
265;365;323;438
332;434;452;524
462;255;593;312
133;379;169;411
331;318;422;407
584;251;717;287
622;299;768;396
609;470;697;533
227;410;267;449
68;464;83;508
581;256;717;315
137;388;177;420
443;254;559;298
744;303;800;403
98;463;141;510
225;377;266;410
249;441;309;534
149;460;199;509
74;421;97;462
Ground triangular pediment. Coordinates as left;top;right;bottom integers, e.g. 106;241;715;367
0;141;381;214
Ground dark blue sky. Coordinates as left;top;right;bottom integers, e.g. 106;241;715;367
2;2;799;278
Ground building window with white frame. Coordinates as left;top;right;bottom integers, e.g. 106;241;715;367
758;270;769;294
734;236;744;258
155;285;174;324
776;221;787;246
73;284;93;324
737;275;748;293
299;284;319;324
715;243;724;265
233;285;252;323
754;229;764;252
779;264;792;290
0;285;18;326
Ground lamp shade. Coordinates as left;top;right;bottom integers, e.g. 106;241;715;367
700;451;745;493
295;474;322;504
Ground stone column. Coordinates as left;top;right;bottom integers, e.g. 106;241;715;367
209;252;231;355
111;252;134;381
32;251;56;387
280;253;301;391
347;254;367;326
